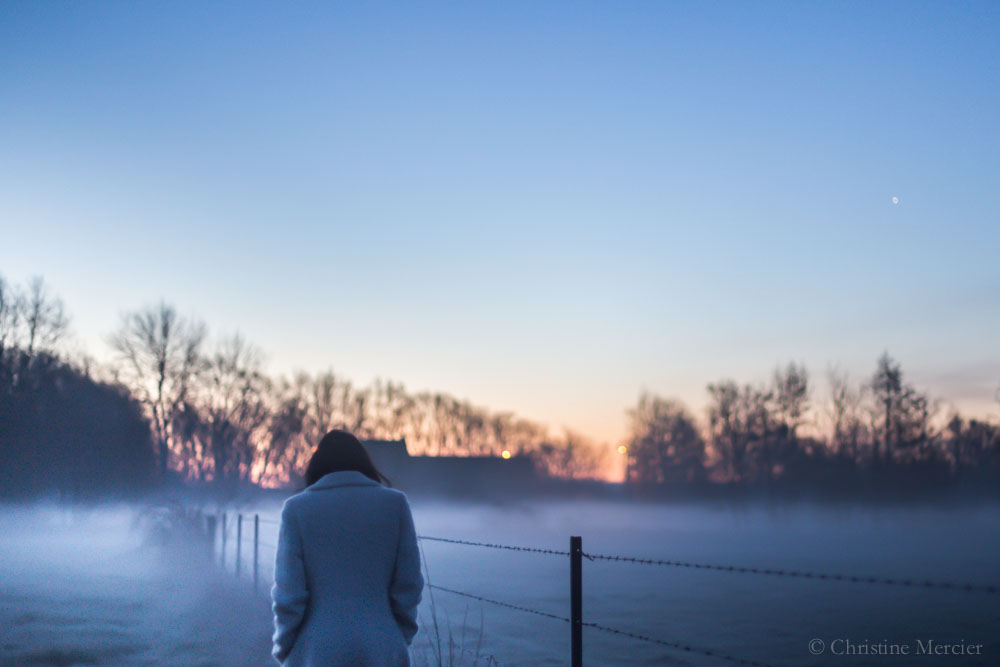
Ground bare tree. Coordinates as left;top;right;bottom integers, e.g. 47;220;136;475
773;362;809;441
198;334;270;484
532;429;609;480
0;275;21;371
627;392;705;487
306;370;341;440
707;380;742;481
368;378;414;441
22;276;68;358
825;368;868;462
870;351;903;465
453;400;488;456
109;302;206;477
260;379;308;485
868;352;936;465
706;379;781;483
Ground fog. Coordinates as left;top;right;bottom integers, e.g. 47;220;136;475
406;499;1000;666
0;502;271;666
2;499;999;666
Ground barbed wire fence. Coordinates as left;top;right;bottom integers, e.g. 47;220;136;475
414;534;997;666
214;513;997;666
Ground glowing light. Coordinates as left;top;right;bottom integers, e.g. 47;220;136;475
501;450;511;459
892;196;899;205
617;445;628;454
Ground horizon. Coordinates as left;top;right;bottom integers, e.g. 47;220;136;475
3;1;998;450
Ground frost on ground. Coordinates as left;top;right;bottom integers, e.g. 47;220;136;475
0;503;274;667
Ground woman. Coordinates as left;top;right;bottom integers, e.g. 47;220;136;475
271;430;424;666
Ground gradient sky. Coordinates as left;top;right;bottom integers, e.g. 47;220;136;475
2;1;998;446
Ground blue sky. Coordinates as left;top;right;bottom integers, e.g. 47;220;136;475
2;1;998;445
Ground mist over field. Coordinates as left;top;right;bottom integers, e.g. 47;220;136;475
2;497;997;666
0;502;272;666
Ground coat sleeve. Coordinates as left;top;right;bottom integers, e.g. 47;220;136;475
271;500;309;664
389;494;424;645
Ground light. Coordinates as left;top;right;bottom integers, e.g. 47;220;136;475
501;450;511;459
617;445;628;455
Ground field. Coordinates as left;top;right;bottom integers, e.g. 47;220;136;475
2;500;998;666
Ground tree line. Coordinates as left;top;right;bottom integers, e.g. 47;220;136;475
1;273;998;498
625;359;1000;497
0;276;154;499
0;275;608;497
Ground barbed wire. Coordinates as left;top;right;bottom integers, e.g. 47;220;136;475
419;535;995;594
581;551;998;594
428;585;773;667
427;584;570;623
418;535;569;557
581;620;777;667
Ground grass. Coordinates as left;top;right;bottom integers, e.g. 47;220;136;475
410;539;503;667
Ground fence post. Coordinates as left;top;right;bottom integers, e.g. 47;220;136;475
571;535;582;667
205;514;217;560
254;514;260;592
236;514;243;578
221;513;228;568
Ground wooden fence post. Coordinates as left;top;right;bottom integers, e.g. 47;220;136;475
205;514;217;560
254;514;260;592
236;514;243;577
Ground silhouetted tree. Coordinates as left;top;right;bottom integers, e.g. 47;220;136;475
773;362;809;441
627;392;705;487
368;378;413;441
22;276;68;358
0;277;19;382
825;368;869;463
707;381;776;482
197;334;271;484
531;430;608;479
707;380;741;481
868;352;936;466
0;275;67;380
109;302;206;477
259;381;307;485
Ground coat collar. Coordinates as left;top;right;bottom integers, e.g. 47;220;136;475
308;470;381;491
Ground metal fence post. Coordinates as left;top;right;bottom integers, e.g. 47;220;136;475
254;514;260;592
571;535;582;667
236;514;243;578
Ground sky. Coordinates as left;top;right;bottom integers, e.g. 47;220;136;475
2;1;998;447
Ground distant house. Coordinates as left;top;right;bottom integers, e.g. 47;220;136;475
362;439;540;497
360;439;412;483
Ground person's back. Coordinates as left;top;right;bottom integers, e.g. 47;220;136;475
271;431;423;667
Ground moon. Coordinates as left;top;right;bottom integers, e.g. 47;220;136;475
892;196;899;205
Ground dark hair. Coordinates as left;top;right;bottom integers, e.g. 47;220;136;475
303;429;391;488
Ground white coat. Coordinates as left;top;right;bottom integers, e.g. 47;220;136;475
271;470;424;666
